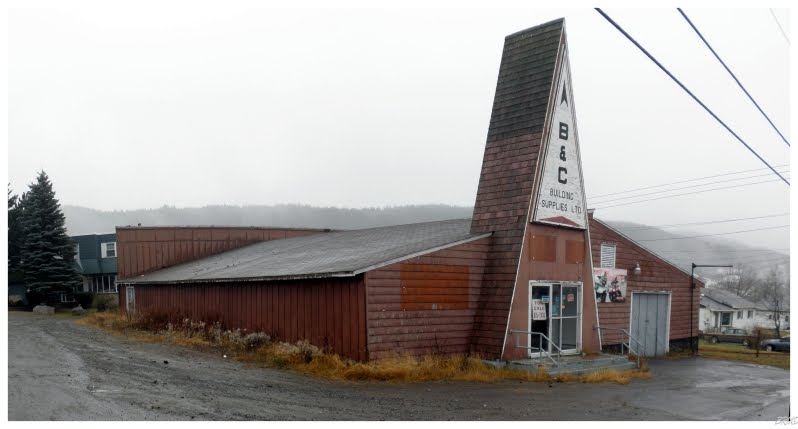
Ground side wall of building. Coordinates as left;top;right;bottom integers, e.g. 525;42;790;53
116;226;328;279
364;238;490;360
589;216;700;347
119;277;367;361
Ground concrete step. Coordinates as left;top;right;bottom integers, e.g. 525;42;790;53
548;362;638;376
488;353;640;377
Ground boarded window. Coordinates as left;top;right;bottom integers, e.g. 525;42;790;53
600;242;616;268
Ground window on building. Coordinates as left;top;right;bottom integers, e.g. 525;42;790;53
737;311;742;319
600;242;616;268
721;312;731;326
747;310;753;319
101;242;116;258
90;275;118;294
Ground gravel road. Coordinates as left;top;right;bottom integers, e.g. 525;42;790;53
7;312;789;420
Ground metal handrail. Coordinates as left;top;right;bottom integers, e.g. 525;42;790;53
594;326;642;369
509;330;563;366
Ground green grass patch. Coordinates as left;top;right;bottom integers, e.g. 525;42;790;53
698;340;789;370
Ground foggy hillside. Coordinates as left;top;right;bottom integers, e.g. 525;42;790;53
63;204;788;278
63;204;473;235
600;219;790;279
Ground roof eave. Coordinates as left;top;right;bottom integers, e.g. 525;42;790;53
118;271;357;285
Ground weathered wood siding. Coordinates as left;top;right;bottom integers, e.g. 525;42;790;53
502;223;599;360
469;20;565;358
589;215;702;346
365;238;490;359
116;226;329;279
121;277;367;361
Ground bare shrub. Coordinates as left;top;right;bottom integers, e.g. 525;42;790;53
243;332;271;350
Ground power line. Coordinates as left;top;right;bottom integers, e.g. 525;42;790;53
742;257;791;267
637;224;789;242
594;8;789;186
654;248;790;253
587;164;789;200
616;213;790;231
678;8;790;147
770;8;791;45
666;253;790;263
589;171;789;204
592;178;784;210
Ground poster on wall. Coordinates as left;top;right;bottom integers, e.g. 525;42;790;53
593;268;627;303
531;46;587;230
531;299;547;321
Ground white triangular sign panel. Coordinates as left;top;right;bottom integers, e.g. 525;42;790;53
532;45;587;230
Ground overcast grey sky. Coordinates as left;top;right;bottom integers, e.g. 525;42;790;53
8;6;791;250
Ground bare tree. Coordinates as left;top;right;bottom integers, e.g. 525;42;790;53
715;264;761;299
759;265;789;337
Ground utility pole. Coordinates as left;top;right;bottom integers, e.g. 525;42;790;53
691;263;733;354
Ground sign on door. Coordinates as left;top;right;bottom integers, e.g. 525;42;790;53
531;299;547;321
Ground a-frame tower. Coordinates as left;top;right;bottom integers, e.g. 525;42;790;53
470;18;599;359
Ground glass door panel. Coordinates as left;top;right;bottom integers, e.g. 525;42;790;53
551;284;580;354
561;318;578;350
562;285;578;317
529;284;551;356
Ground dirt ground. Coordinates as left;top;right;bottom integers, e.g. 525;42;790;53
7;312;790;421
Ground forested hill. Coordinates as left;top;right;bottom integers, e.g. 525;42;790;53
63;204;473;234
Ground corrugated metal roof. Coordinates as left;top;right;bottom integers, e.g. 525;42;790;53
120;219;489;284
702;288;758;310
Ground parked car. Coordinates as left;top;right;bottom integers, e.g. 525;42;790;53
760;335;790;352
706;328;751;346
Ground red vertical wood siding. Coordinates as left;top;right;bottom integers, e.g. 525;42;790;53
365;238;490;360
589;215;704;345
502;223;599;360
115;226;329;279
127;277;367;361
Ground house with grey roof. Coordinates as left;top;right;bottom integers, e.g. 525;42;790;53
699;288;784;333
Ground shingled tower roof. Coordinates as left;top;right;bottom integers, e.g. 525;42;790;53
469;19;567;356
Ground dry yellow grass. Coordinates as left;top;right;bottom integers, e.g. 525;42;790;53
78;311;652;384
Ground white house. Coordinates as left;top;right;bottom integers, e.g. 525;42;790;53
751;299;790;332
700;288;762;332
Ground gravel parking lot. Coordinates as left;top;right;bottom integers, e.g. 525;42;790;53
7;312;790;420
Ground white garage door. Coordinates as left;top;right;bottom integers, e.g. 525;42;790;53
630;292;671;357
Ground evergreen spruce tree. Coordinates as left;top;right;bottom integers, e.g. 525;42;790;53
7;185;26;282
19;171;81;294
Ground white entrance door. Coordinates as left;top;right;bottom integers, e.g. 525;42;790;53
528;281;582;357
630;292;671;357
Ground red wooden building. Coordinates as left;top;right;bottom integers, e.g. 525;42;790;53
117;18;701;361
